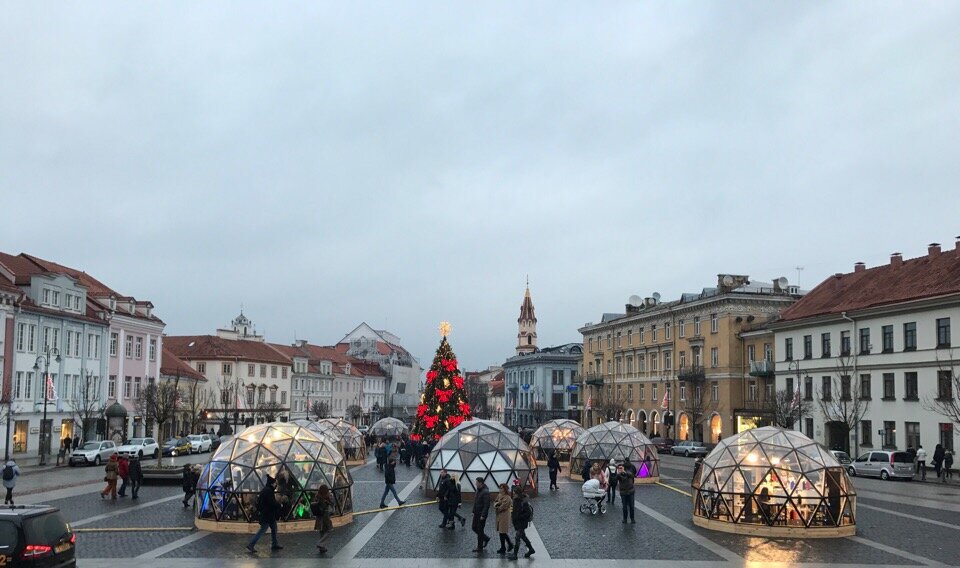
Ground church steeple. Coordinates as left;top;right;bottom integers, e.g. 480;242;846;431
516;278;538;355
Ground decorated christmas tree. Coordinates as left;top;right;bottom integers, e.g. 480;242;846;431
411;322;472;441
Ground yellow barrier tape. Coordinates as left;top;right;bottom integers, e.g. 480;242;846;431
656;481;692;497
354;499;438;516
75;527;194;532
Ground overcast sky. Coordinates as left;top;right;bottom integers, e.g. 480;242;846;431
2;3;958;370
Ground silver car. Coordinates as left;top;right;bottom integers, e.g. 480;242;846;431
849;450;915;480
69;440;117;467
671;441;709;457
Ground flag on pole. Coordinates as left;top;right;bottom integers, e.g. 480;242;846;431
46;374;57;401
661;390;670;409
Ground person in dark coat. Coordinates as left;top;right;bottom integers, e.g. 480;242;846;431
117;455;130;497
507;486;534;559
311;485;334;554
615;463;635;524
247;475;282;553
375;442;387;471
128;456;144;500
436;470;451;527
471;477;492;553
444;474;465;528
182;464;198;507
547;453;562;491
72;435;81;451
379;458;405;508
933;444;946;479
580;458;592;482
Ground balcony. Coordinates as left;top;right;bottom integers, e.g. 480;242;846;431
677;365;705;381
749;360;775;378
582;373;605;387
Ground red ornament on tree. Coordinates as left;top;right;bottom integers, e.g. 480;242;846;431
416;404;428;417
453;376;464;389
441;359;458;372
426;370;438;384
424;414;440;429
458;401;471;415
435;388;453;403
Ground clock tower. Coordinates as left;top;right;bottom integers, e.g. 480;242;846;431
516;280;538;355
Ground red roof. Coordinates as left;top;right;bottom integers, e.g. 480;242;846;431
779;246;960;322
267;342;384;377
160;348;206;382
164;335;292;365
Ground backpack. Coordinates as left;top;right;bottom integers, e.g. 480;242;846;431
2;465;13;481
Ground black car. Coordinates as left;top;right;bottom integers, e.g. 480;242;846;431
0;505;75;568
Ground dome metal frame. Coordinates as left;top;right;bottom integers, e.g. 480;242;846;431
570;421;660;483
425;419;538;499
691;426;856;538
292;418;367;465
195;422;354;533
370;417;409;439
529;419;584;461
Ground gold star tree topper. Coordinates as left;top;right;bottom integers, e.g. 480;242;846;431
439;321;451;337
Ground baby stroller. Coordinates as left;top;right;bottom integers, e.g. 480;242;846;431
580;478;606;515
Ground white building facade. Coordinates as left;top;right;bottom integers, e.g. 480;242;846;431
773;245;960;458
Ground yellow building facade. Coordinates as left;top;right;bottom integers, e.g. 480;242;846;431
578;275;800;442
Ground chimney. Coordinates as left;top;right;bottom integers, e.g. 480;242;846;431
890;252;903;267
854;262;866;273
928;243;941;257
955;236;960;251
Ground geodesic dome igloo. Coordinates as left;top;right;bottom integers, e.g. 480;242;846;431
292;418;367;465
691;426;856;537
195;422;354;533
370;417;409;439
570;421;660;483
530;419;584;460
425;420;538;499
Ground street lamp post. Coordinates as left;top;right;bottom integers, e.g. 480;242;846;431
33;346;61;466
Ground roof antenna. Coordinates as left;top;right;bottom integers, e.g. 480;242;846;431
794;266;804;288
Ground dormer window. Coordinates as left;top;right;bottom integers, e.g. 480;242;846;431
42;289;51;306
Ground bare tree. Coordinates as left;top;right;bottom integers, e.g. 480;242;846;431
255;401;284;423
767;387;812;429
816;356;869;454
183;379;212;434
924;352;960;427
596;398;624;423
679;377;717;442
68;371;105;442
310;400;330;420
345;404;363;424
136;377;181;465
530;401;547;425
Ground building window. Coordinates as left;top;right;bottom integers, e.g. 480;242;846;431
903;322;917;351
882;373;895;399
651;354;659;372
282;367;288;379
821;376;831;401
248;364;255;377
639;327;644;344
711;382;719;402
764;343;773;361
748;381;757;402
651;325;657;342
694;347;702;368
626;330;632;346
135;337;143;359
940;424;955;452
710;314;719;333
804;376;813;401
664;351;672;370
588;338;593;352
883;421;896;448
938;371;954;400
937;318;951;348
784;338;793;361
639;384;645;400
110;332;118;357
134;376;142;398
271;366;278;379
42;288;51;306
247;389;255;407
679;351;686;368
905;421;920;450
679;383;687;401
747;345;756;362
607;334;612;348
764;382;773;401
108;376;116;399
652;384;658;402
665;322;672;340
821;333;831;358
124;376;132;399
258;364;266;378
882;325;894;353
710;347;719;368
694;317;701;335
615;332;621;348
859;328;871;355
840;331;851;356
197;362;206;374
678;320;685;338
860;374;871;399
223;363;232;376
840;375;851;400
803;335;812;359
125;335;133;358
149;338;157;361
552;370;564;385
861;420;873;447
904;372;919;400
786;376;794;395
87;334;100;358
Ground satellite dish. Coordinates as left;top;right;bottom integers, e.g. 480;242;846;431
652;292;661;302
722;275;734;286
628;295;642;307
777;276;789;288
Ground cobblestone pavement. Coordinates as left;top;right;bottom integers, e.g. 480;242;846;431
23;453;960;566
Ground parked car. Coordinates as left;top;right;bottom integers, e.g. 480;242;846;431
116;437;160;460
651;437;675;454
848;450;915;480
671;441;709;457
209;435;222;452
161;438;192;457
186;434;212;453
68;441;116;467
0;504;75;568
830;450;852;465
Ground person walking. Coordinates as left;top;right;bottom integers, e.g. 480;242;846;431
375;441;387;471
507;486;534;559
379;458;405;508
944;450;954;482
580;458;592;482
247;475;283;553
494;484;514;554
101;455;119;500
56;437;68;466
117;455;130;497
2;459;21;505
128;455;144;500
471;477;492;553
917;445;928;481
547;453;561;491
605;460;618;504
615;463;636;524
72;435;80;452
933;444;946;480
182;464;198;507
436;469;451;527
443;474;466;528
311;485;334;554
